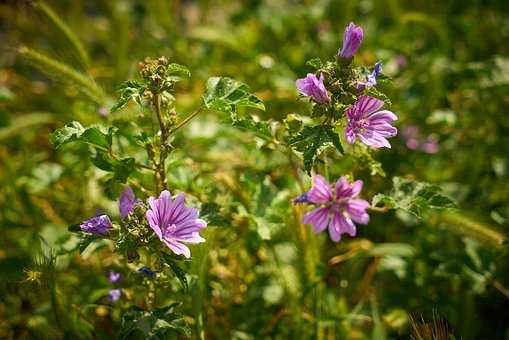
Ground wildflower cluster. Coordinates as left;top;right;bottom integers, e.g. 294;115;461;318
291;22;399;242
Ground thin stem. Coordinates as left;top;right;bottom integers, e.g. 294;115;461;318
152;94;167;191
169;106;203;134
368;206;389;213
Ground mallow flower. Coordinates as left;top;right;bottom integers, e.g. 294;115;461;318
295;175;370;242
345;95;398;148
119;186;141;218
80;215;112;235
108;270;122;284
339;22;363;58
296;73;330;104
357;61;382;91
108;288;122;302
146;190;207;258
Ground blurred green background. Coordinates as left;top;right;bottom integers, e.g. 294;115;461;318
1;0;508;339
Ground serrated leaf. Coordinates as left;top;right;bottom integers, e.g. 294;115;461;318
306;57;324;70
91;151;135;183
119;304;190;339
111;80;146;112
203;77;265;113
166;63;191;82
230;112;274;140
288;125;343;173
50;121;113;150
373;177;456;218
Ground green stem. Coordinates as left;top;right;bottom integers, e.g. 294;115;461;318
169;106;203;135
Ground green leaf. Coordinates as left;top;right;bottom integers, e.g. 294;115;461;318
119;304;190;339
306;57;324;70
373;177;456;218
166;63;191;82
203;77;265;113
288;125;343;173
230;112;274;140
50;121;113;150
162;253;188;291
111;80;146;112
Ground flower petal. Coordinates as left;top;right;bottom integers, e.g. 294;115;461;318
307;175;333;204
302;207;330;233
356;96;384;116
346;199;370;224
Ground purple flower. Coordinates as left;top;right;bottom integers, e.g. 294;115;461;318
80;215;112;235
97;106;109;118
339;22;364;58
146;190;207;258
108;288;122;302
296;73;330;104
357;61;382;91
108;270;122;284
299;175;369;242
345;95;398;148
119;186;141;218
422;135;439;154
402;125;421;150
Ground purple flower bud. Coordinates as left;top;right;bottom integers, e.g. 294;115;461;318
97;107;109;117
357;61;382;91
108;270;122;284
119;186;141;218
108;288;122;302
138;266;156;278
80;215;112;235
293;192;309;203
339;22;363;59
295;73;330;104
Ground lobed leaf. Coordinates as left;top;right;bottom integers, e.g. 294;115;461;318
372;177;456;218
111;80;146;112
288;125;343;173
203;77;265;113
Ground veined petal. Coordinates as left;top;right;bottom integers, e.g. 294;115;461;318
146;210;163;238
302;207;330;233
346;199;370;224
356;96;384;116
368;110;398;122
307;175;333;204
338;215;357;237
164;240;191;258
329;212;343;242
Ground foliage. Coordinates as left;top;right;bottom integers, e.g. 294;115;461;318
1;1;508;340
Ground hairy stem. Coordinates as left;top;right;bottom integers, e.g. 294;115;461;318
169;106;203;134
153;95;168;192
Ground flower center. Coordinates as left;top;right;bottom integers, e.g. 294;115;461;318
163;224;178;239
351;119;369;134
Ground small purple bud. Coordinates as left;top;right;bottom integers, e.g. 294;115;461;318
339;22;364;59
80;215;112;235
108;288;122;302
97;107;109;117
119;186;141;219
358;61;382;91
295;73;330;104
138;266;156;278
293;192;309;204
108;270;122;284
